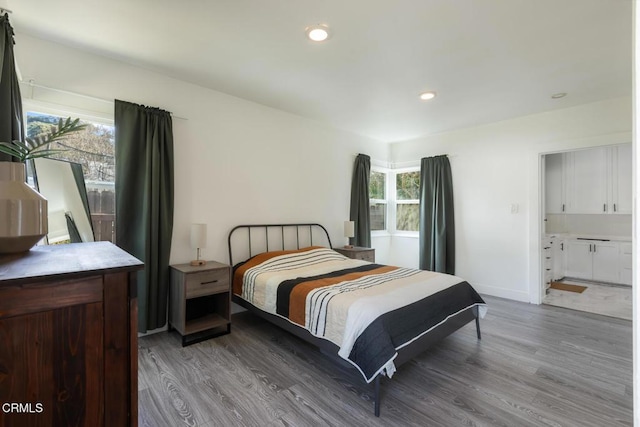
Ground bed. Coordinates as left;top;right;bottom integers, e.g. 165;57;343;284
228;223;486;416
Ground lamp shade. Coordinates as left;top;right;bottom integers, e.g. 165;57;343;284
344;220;355;238
190;223;207;249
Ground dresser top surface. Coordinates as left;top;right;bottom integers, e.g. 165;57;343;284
0;242;143;284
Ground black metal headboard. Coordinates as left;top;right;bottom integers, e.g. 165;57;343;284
228;223;333;267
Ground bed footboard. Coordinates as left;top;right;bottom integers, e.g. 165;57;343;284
371;306;480;416
235;292;481;417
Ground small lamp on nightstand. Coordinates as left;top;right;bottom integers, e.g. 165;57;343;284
344;220;354;248
190;223;207;266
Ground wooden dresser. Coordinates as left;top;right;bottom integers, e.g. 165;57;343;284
0;242;143;427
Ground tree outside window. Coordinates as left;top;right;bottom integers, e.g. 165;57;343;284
396;171;420;232
369;170;387;231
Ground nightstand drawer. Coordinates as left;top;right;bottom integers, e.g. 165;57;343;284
354;251;375;262
186;269;229;298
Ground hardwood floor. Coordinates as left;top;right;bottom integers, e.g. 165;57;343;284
138;295;632;426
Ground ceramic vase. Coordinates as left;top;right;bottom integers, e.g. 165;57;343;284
0;161;48;253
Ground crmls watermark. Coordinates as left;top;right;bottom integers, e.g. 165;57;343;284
2;402;44;414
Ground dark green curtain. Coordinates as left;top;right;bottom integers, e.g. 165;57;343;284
115;99;174;333
349;153;371;247
0;13;23;162
419;155;455;273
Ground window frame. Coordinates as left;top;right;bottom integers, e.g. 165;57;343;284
23;99;115;129
368;165;421;237
24;105;116;184
24;101;117;244
391;166;420;236
369;165;389;235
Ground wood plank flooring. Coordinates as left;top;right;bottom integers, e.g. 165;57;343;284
138;296;632;426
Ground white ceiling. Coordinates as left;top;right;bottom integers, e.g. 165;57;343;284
7;0;633;142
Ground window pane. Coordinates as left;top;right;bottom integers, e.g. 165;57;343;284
27;113;115;183
369;170;385;200
27;112;116;243
396;204;419;231
396;171;420;200
370;202;386;231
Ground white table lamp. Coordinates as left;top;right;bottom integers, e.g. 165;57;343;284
344;220;354;248
190;223;207;266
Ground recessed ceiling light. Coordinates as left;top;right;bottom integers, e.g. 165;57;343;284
306;24;330;42
551;92;567;99
419;91;437;101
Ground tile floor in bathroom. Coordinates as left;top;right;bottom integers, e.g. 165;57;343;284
543;279;632;320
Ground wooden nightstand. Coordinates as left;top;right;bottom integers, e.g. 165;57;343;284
169;261;231;346
334;246;375;262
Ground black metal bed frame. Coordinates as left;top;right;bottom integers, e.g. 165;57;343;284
228;223;481;417
228;223;333;264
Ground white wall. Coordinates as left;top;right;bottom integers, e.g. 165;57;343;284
390;97;632;302
14;33;389;265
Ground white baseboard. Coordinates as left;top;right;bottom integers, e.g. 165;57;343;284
472;283;531;303
137;324;168;337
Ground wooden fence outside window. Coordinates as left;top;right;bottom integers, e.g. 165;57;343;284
88;189;115;243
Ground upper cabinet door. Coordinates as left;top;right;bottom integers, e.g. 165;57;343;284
545;153;566;214
566;147;609;214
610;143;632;214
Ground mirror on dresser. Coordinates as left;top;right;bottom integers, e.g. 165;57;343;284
32;157;95;244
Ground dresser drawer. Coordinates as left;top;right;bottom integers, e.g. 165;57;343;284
186;269;229;298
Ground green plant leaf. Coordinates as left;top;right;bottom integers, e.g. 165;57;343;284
47;118;86;143
9;140;30;153
0;143;25;160
0;116;87;162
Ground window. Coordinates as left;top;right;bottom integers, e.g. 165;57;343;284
395;170;420;232
368;166;420;234
26;111;116;243
369;169;387;231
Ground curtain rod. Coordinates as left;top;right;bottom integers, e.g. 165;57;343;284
20;79;188;120
352;153;389;167
352;154;457;170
